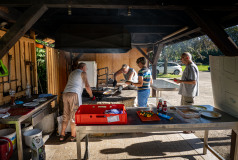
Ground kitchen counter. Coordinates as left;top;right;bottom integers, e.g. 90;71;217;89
0;95;57;160
82;90;136;107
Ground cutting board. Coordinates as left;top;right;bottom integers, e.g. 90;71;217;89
137;111;161;121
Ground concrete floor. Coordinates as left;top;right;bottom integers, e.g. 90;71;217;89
45;131;218;160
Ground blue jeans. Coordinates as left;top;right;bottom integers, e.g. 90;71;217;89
137;89;150;107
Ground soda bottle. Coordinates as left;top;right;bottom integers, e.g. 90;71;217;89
157;99;163;113
159;99;163;113
162;101;167;115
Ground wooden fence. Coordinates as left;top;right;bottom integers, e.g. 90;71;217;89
0;30;37;105
46;48;70;101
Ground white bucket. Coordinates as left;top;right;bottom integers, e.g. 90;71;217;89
0;128;17;150
23;129;42;147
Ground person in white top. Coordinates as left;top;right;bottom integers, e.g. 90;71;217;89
60;63;95;142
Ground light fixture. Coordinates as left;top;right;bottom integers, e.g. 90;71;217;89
128;7;131;16
68;0;72;15
68;4;72;15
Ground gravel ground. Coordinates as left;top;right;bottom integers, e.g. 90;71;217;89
161;71;231;160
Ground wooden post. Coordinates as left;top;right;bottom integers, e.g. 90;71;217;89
231;130;237;159
0;4;48;59
152;44;163;97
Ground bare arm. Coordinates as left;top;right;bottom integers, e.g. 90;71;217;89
150;75;153;85
113;69;123;80
174;79;196;85
127;71;135;81
81;72;93;97
128;76;143;87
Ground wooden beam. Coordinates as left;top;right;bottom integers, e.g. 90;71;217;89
161;27;201;44
186;8;238;56
135;46;153;64
0;4;48;59
0;1;237;11
161;26;189;41
0;6;22;22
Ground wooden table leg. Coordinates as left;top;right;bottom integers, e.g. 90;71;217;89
83;135;89;160
232;129;238;160
15;121;23;160
203;130;209;154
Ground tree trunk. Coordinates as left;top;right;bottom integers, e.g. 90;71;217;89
164;54;168;74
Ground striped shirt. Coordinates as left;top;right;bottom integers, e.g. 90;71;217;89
138;67;151;92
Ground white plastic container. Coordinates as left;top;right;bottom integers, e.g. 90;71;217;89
0;128;17;150
35;112;55;134
57;116;71;134
23;129;42;147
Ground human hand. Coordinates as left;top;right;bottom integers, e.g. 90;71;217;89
173;78;180;84
91;96;96;101
125;81;131;85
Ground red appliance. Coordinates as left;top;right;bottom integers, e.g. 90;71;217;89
75;104;127;125
0;137;13;160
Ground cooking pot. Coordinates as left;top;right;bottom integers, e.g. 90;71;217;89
83;87;118;100
0;137;13;160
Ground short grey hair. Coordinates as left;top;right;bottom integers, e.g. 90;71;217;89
121;64;128;69
182;52;192;60
77;62;86;69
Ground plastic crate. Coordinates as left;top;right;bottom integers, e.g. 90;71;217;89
75;104;127;125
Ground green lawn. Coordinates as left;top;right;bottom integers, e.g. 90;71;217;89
157;64;209;78
157;74;181;78
181;64;209;71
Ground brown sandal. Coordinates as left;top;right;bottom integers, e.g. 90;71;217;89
59;135;67;142
70;136;76;142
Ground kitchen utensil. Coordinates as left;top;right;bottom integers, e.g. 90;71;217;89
201;111;222;118
176;106;201;118
23;102;39;107
32;98;47;102
191;105;207;111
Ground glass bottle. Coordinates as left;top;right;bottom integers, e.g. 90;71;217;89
26;83;31;98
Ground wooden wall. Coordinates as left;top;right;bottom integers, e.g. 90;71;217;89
77;48;147;82
45;48;147;100
0;30;37;105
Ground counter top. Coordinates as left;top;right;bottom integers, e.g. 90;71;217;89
151;79;179;91
0;95;57;123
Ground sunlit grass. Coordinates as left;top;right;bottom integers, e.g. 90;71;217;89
157;74;181;78
181;65;209;71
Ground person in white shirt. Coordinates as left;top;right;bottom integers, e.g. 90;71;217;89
59;63;95;142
